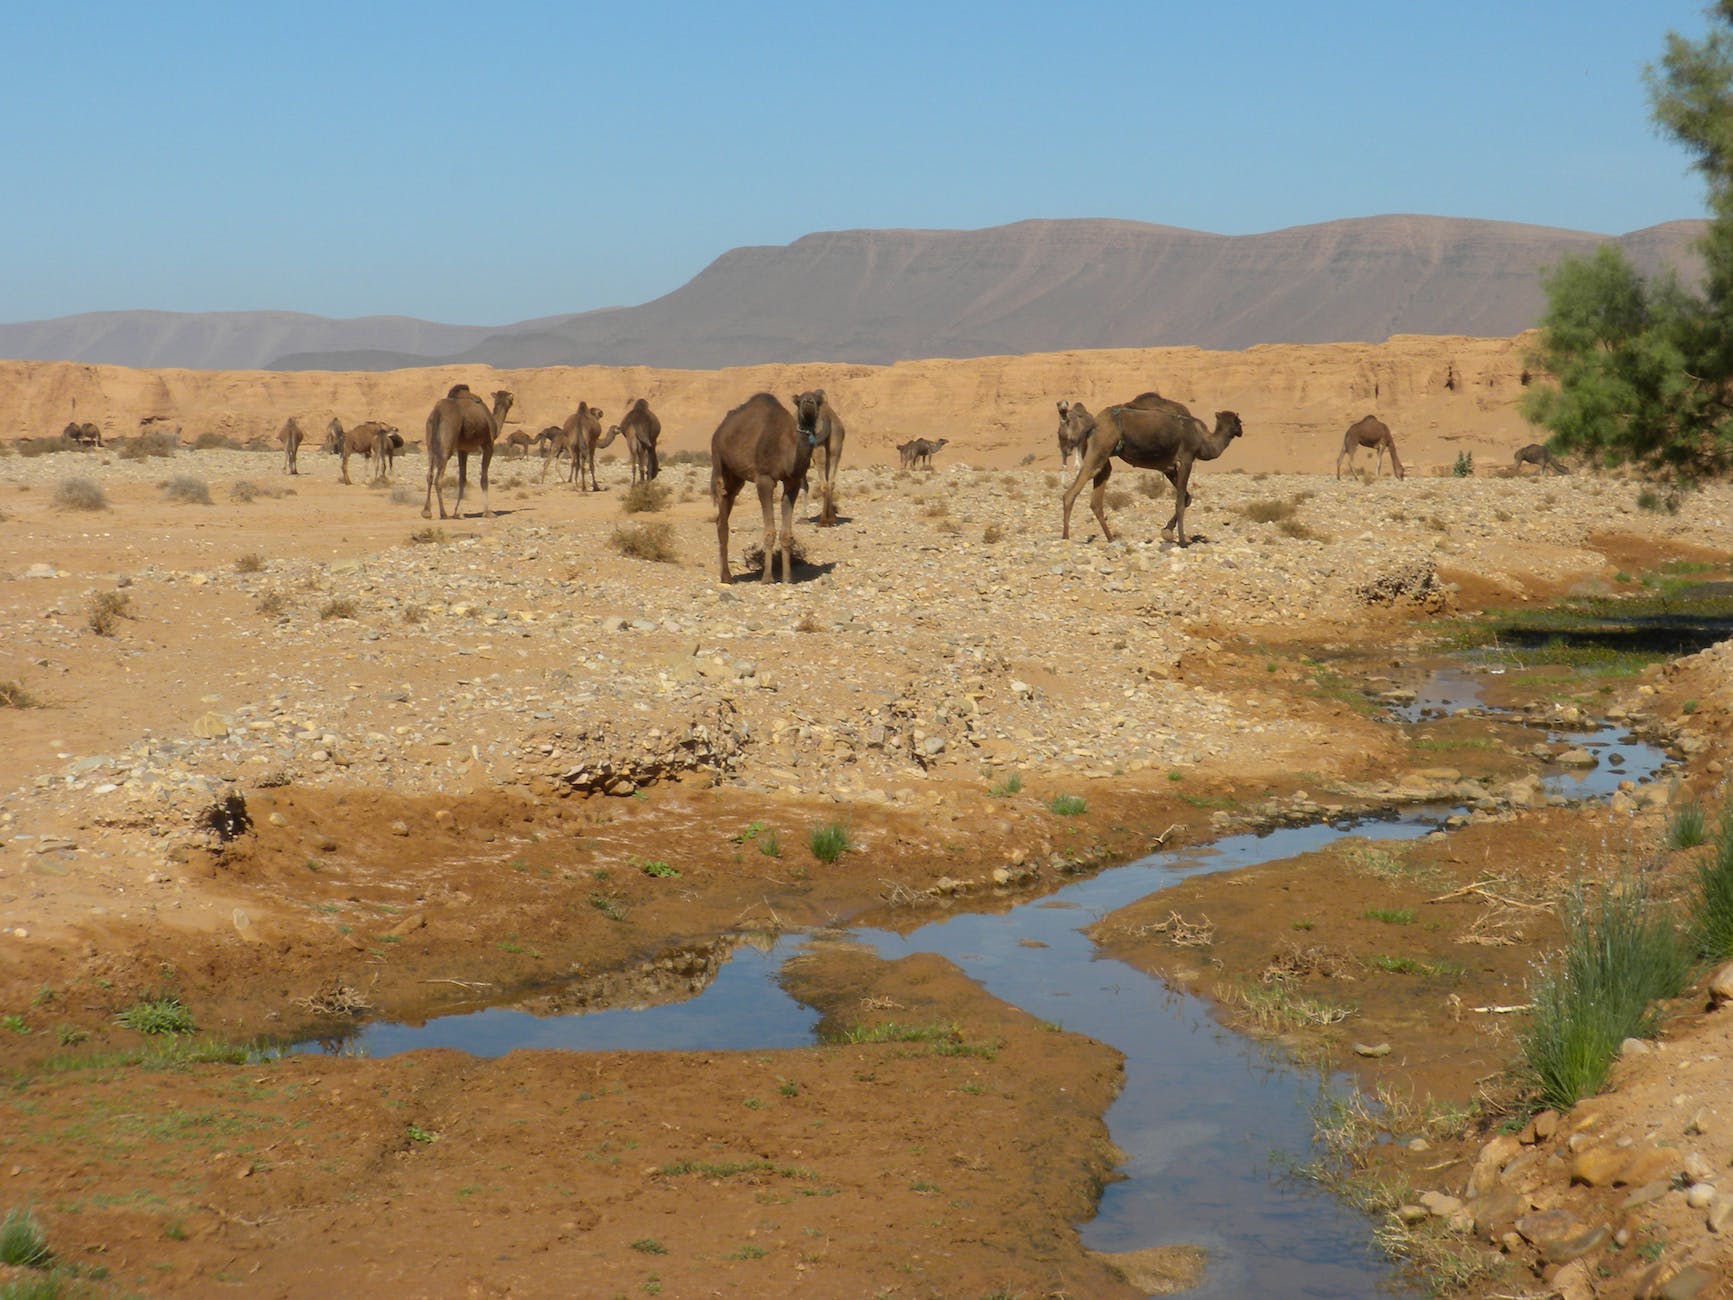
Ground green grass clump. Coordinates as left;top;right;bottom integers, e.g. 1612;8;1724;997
115;997;195;1037
1048;794;1087;816
1363;908;1416;925
1668;801;1708;850
0;1208;50;1268
987;772;1022;798
639;860;681;879
1521;877;1690;1111
1689;807;1733;961
808;822;851;862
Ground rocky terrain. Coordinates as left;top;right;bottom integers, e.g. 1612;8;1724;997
3;337;1733;1296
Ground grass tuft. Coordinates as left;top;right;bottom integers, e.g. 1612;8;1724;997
610;521;678;562
622;481;672;514
0;680;39;709
319;597;359;621
0;1207;51;1268
1048;793;1087;816
808;822;851;863
1689;806;1733;961
1667;801;1708;850
115;997;196;1036
51;476;108;511
161;475;212;505
86;590;134;637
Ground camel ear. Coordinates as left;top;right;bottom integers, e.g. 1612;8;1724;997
814;389;824;401
595;409;604;420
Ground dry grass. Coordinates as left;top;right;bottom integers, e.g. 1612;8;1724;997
256;589;290;617
52;476;109;511
319;597;360;621
622;481;672;514
408;527;447;545
1241;496;1301;523
1104;488;1133;510
161;475;212;505
118;432;178;460
235;552;266;574
922;497;949;518
0;679;39;709
982;523;1004;544
87;590;135;637
402;603;426;624
610;521;679;562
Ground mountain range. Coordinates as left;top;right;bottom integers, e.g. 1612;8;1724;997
0;215;1707;372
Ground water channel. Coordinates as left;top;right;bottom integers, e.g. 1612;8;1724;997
297;672;1671;1297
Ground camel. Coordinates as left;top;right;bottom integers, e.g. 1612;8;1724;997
61;421;103;449
423;384;514;519
501;429;537;458
710;392;827;584
537;405;605;487
911;437;948;469
791;391;843;524
278;417;304;474
1056;400;1092;471
896;439;918;470
1514;442;1568;475
1336;415;1405;480
1060;397;1244;546
327;416;399;484
617;397;663;487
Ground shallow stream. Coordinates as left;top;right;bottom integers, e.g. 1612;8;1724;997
298;670;1671;1298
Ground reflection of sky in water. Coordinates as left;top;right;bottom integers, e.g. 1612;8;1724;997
292;681;1672;1300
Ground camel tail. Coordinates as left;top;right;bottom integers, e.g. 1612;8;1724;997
646;444;660;480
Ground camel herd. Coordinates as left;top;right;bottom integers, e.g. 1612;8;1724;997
248;381;1572;582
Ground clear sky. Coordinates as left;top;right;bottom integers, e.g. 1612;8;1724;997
0;0;1715;325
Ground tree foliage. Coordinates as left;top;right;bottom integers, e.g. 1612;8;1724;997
1523;3;1733;480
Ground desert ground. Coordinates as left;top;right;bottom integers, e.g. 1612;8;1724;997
2;336;1733;1298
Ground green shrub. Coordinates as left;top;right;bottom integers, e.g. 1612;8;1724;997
1048;794;1087;816
1668;801;1708;850
988;772;1022;798
1689;807;1733;961
1452;451;1475;477
1521;877;1689;1110
115;997;195;1036
808;823;851;862
0;1207;50;1268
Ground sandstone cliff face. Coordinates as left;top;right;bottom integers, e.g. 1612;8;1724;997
0;332;1542;475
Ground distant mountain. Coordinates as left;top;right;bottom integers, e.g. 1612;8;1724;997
0;216;1707;372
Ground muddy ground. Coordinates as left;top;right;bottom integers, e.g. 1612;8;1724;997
3;443;1733;1297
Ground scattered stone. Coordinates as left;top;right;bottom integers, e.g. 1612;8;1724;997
1654;1263;1717;1300
1685;1183;1716;1210
1709;961;1733;1007
1351;1041;1391;1058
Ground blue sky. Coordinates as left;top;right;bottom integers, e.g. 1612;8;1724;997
0;0;1714;324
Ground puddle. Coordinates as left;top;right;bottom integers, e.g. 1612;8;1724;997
294;683;1674;1298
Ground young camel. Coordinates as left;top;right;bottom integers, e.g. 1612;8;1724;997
1055;400;1093;471
1060;396;1244;546
278;417;305;475
710;392;827;584
1514;443;1568;474
423;384;514;520
327;416;399;484
1336;415;1405;480
502;429;537;458
791;390;843;523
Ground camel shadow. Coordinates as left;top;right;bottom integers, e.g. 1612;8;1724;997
739;558;838;584
804;513;855;527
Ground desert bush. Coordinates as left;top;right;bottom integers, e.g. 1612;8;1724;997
51;476;108;511
1019;452;1037;466
663;448;710;467
610;521;678;562
235;552;265;574
319;597;359;620
1636;487;1682;515
192;431;242;450
390;484;419;506
622;480;672;514
922;497;949;517
402;603;426;624
16;438;64;458
982;523;1004;544
1242;497;1300;524
741;536;808;573
1104;488;1133;510
118;432;178;460
161;475;212;505
1278;518;1329;542
255;589;289;617
87;590;134;636
230;480;260;503
1520;876;1689;1110
1452;451;1475;477
1689;807;1733;960
408;527;447;545
0;679;39;709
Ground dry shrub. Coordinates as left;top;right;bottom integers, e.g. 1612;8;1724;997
663;448;710;467
982;523;1004;544
1043;473;1059;488
935;518;961;535
922;497;949;518
53;476;109;511
1104;489;1133;510
795;612;822;633
17;438;65;458
390;485;418;506
1137;474;1168;499
192;431;242;450
1278;518;1330;542
402;603;426;624
118;432;178;460
741;536;808;573
87;590;134;636
610;521;678;562
319;597;359;620
235;552;265;574
409;527;447;545
161;475;212;505
256;589;289;617
0;679;39;709
622;480;672;514
1241;496;1300;524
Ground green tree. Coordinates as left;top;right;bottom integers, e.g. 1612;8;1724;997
1523;3;1733;480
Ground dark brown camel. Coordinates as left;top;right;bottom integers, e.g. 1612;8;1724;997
896;438;918;469
617;397;663;487
910;437;948;469
1336;416;1405;480
423;384;514;519
61;421;103;449
1060;396;1244;546
1514;443;1568;475
791;391;843;523
710;392;827;584
327;416;399;484
542;405;603;487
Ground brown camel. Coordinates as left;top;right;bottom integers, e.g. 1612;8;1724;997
550;403;607;489
710;392;827;584
327;416;399;484
1055;400;1093;471
791;391;843;524
617;397;663;486
278;417;305;474
1060;397;1244;546
61;421;103;449
896;438;919;469
911;437;948;469
423;384;514;520
1336;415;1405;480
501;429;537;458
1514;442;1568;474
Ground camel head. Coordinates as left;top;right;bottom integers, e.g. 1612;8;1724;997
447;383;472;399
491;391;515;420
1214;411;1245;444
792;390;827;444
1056;400;1094;444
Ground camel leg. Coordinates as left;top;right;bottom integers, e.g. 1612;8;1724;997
756;478;777;584
779;483;797;582
715;478;738;583
1088;463;1115;542
1061;435;1114;540
478;444;493;518
1170;456;1196;546
340;446;351;485
451;450;469;519
425;450;442;519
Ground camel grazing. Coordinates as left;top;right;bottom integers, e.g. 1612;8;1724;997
617;397;663;487
1337;415;1405;480
278;417;305;474
1514;443;1568;475
61;421;103;449
327;416;399;484
791;391;843;524
1060;397;1244;546
710;392;827;584
423;384;514;520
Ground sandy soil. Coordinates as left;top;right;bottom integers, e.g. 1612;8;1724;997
2;339;1733;1298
